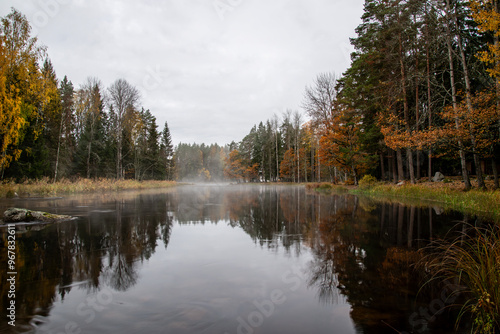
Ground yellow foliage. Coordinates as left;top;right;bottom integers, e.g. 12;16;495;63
0;9;49;173
469;0;500;79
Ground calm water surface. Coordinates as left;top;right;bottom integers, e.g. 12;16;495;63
0;185;473;333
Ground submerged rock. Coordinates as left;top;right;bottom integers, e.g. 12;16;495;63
3;208;73;223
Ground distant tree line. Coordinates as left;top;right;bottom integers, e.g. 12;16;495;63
0;9;174;181
174;143;226;182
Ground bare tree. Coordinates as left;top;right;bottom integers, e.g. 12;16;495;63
108;79;140;179
302;72;337;127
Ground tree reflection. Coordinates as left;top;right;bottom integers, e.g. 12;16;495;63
0;186;471;333
0;190;175;332
304;195;467;333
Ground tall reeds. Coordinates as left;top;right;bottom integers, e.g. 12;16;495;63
0;177;176;197
422;224;500;333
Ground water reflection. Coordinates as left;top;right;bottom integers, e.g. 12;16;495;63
0;185;472;333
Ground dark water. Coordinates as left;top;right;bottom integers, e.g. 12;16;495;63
0;185;473;334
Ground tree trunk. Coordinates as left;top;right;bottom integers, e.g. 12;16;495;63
398;9;415;184
425;4;433;182
453;4;485;189
495;3;500;190
380;152;386;181
415;12;420;181
445;0;471;190
391;148;397;183
54;115;64;183
492;156;499;189
86;140;92;179
397;148;404;182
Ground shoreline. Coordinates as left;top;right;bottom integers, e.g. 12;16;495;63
0;178;177;198
307;180;500;223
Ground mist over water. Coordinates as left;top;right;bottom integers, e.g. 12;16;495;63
0;185;471;333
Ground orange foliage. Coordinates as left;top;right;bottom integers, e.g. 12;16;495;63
224;150;244;181
224;150;260;182
319;107;372;184
381;90;500;156
279;148;295;181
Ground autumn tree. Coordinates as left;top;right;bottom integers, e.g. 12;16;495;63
279;148;296;182
469;0;500;188
0;8;48;179
0;36;23;177
439;91;500;184
320;107;374;185
224;149;244;181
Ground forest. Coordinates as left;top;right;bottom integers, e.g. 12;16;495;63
0;9;174;182
1;1;500;188
226;0;500;189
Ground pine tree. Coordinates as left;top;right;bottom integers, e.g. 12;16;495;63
161;121;175;180
55;76;75;181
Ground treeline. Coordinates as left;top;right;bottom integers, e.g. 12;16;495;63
175;143;226;181
226;0;500;188
224;111;329;183
0;9;175;181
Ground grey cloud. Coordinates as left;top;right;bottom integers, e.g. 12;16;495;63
1;0;363;145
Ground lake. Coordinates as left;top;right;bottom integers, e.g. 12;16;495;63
0;184;473;333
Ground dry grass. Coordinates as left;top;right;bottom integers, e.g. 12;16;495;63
0;177;176;197
421;224;500;333
308;179;500;223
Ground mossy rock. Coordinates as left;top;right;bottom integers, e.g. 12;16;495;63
3;208;73;223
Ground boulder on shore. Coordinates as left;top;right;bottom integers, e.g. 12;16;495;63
3;208;73;223
432;172;445;182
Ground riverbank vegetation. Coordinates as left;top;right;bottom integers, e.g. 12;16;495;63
0;178;175;198
307;179;500;222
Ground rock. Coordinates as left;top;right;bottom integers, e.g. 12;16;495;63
433;206;444;215
3;208;73;223
432;172;445;182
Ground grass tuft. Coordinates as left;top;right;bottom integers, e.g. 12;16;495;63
421;224;500;333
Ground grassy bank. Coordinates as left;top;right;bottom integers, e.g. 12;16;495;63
0;178;176;198
307;181;500;223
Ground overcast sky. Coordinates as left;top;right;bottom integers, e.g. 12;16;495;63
1;0;364;145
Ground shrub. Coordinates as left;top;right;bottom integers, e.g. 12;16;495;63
317;182;334;191
358;174;378;189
